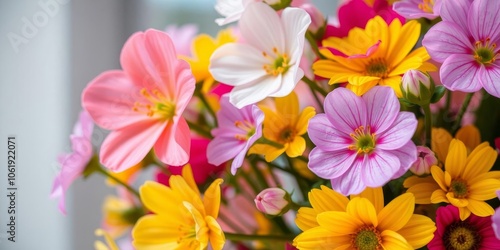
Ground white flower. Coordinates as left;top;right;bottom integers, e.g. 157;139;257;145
214;0;254;26
210;2;311;108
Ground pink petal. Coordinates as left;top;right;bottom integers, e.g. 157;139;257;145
480;62;500;98
360;150;400;187
100;119;166;172
324;88;367;135
393;1;440;20
72;110;94;139
376;112;417;150
439;0;471;31
422;22;472;63
207;137;244;166
308;114;353;151
468;0;500;42
171;59;196;111
440;54;483;92
154;117;190;166
362;86;399;134
82;70;146;130
390;141;417;179
281;7;310;61
436;205;459;235
308;147;357;179
330;162;366;196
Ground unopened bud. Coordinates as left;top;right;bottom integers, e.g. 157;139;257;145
401;69;435;106
254;188;291;216
410;146;438;175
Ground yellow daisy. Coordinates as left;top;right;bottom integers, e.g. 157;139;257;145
132;165;225;250
294;186;436;249
431;125;481;164
313;16;436;96
249;92;315;162
406;139;500;220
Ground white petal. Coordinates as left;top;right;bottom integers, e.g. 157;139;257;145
230;75;281;108
281;7;311;61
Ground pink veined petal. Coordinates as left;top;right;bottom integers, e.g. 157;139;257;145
330;161;366;196
209;43;269;87
360;150;400;187
324;88;367;135
389;141;417;179
439;0;471;32
468;0;500;42
239;2;285;55
436;205;460;235
308;114;353;151
230;75;282;108
207;136;245;166
362;86;399;134
422;21;473;63
479;61;500;98
154;117;190;167
281;7;310;62
308;147;357;179
81;70;147;130
100;119;166;172
376;112;417;150
231;118;263;174
392;1;440;20
440;54;483;92
171;59;196;111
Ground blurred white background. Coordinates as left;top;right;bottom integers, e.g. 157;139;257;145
0;0;336;249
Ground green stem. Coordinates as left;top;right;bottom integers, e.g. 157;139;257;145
302;76;328;97
452;93;474;133
96;167;140;198
195;87;218;127
186;119;212;138
305;31;325;59
250;157;270;190
307;82;324;112
422;104;432;147
224;233;295;242
255;137;284;149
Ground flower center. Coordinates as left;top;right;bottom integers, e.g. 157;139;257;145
234;120;256;141
263;47;290;76
365;58;389;78
279;126;295;143
418;0;435;13
473;38;497;66
450;179;469;199
443;221;480;250
133;88;176;121
348;126;376;154
352;226;382;250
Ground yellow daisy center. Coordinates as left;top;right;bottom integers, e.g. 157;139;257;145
133;88;176;120
263;47;290;76
365;58;389;78
474;38;497;66
450;179;469;199
443;221;480;250
348;126;376;154
418;0;435;13
352;226;382;250
234;120;256;141
279;126;296;143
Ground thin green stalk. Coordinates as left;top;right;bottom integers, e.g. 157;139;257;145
96;167;140;198
255;137;283;149
422;104;432;147
195;87;218;127
452;93;474;133
285;156;309;201
224;232;295;242
307;82;324;112
305;31;325;59
249;158;270;190
186;119;212;138
302;76;328;97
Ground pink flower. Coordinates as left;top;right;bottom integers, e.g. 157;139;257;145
422;0;500;98
254;188;291;216
51;110;94;215
429;205;500;249
164;24;198;57
494;190;500;240
409;146;437;175
393;0;442;20
82;29;195;172
207;94;264;174
307;86;417;195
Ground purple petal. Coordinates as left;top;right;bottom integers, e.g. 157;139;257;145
468;0;500;42
308;147;357;179
330;161;366;196
439;0;471;31
360;150;400;187
377;112;417;150
480;63;500;98
207;136;244;166
390;141;417;179
324;88;367;135
392;1;440;20
308;114;353;151
440;54;483;92
422;21;472;63
362;86;399;134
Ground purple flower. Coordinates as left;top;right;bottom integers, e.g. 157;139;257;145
51;110;94;215
307;87;417;195
423;0;500;98
393;0;442;20
207;94;264;174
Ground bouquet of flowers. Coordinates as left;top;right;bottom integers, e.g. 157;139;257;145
51;0;500;249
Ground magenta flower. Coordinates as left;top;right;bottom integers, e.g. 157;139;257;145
493;190;500;240
429;205;500;249
207;94;264;174
393;0;442;20
82;29;195;172
423;0;500;98
51;110;94;215
307;86;417;195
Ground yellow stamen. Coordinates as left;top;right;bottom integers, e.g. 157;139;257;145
132;88;176;121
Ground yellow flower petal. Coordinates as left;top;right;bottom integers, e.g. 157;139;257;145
317;211;363;235
463;142;497;180
294;227;347;250
347;75;380;86
377;193;415;231
346;197;378;227
286;136;306;158
466;199;495;217
139;181;182;215
431;166;448;191
397;214;436;249
346;81;378;96
182;164;201;196
132;215;180;246
468;178;500;200
351;187;384;213
296;207;320;231
309;186;349;213
275;92;299;120
458;207;472;221
295;106;316;135
95;229;119;250
378;76;403;97
169;176;205;213
430;189;448;204
455;125;481;150
407;183;440;204
203;178;223;219
380;230;413;250
403;175;436;187
206;216;225;250
431;128;452;164
445;139;468;178
446;192;468;207
387;20;420;66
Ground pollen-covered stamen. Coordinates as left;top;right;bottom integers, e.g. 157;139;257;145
365;58;389;78
176;224;197;244
133;88;176;120
443;221;480;250
449;179;469;199
234;120;256;141
262;47;291;76
348;126;377;154
279;126;296;143
418;0;435;13
352;225;382;250
474;37;498;65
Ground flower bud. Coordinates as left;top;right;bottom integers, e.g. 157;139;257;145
300;4;326;35
401;69;435;106
265;0;292;10
410;146;438;175
254;188;291;216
